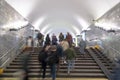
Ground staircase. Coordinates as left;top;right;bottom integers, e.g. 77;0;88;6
0;47;114;80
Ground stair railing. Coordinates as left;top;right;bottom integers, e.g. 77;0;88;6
96;38;120;62
0;39;26;69
87;48;113;80
103;42;120;62
108;46;120;61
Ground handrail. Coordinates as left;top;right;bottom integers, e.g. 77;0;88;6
0;47;15;60
87;48;113;80
99;39;120;55
0;39;25;60
94;47;117;70
107;46;120;55
0;58;10;68
102;41;120;62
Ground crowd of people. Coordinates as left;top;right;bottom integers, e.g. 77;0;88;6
24;32;86;80
26;32;73;47
18;31;120;80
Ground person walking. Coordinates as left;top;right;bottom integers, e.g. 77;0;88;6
52;33;58;45
64;47;76;75
66;32;73;47
78;38;86;57
46;45;59;80
59;32;64;42
45;34;51;45
38;44;51;80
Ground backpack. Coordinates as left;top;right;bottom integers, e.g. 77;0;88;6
45;51;59;65
38;51;47;62
56;45;63;57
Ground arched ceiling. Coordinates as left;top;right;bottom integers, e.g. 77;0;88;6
5;0;120;37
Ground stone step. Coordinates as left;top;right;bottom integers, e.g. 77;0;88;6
1;48;113;79
7;65;102;69
10;62;98;65
1;72;106;78
4;68;104;72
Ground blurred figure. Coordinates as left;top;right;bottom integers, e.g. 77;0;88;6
61;39;70;64
22;53;30;80
61;39;69;51
47;45;59;80
66;32;73;47
12;52;30;80
64;47;76;75
56;43;64;72
34;38;39;47
52;33;58;45
59;32;64;42
26;36;33;47
45;34;51;45
78;38;86;57
37;32;44;46
12;53;30;80
38;45;59;80
38;44;50;80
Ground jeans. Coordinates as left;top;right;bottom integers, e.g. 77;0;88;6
67;60;75;74
41;61;47;79
50;64;56;80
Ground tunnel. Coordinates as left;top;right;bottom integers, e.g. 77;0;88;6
0;0;120;80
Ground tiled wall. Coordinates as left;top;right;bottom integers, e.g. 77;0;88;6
0;0;33;68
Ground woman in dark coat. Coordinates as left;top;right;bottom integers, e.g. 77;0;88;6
45;34;51;45
38;44;50;80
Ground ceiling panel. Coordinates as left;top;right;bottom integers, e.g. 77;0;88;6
5;0;120;35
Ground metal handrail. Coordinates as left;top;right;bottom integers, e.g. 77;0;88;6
0;39;26;68
0;47;15;60
0;58;10;68
0;39;25;60
105;43;120;55
109;46;120;55
98;38;120;55
87;49;113;80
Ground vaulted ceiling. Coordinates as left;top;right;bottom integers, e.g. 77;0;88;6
5;0;120;36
